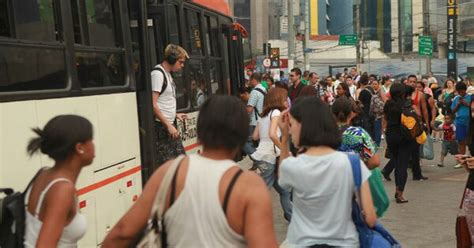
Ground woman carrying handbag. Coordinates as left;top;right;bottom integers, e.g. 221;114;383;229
102;96;278;248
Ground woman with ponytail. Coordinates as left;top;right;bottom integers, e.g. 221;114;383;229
24;115;94;247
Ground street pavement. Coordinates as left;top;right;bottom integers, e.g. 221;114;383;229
239;139;469;247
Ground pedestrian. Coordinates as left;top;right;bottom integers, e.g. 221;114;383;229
381;83;412;203
345;76;357;99
24;115;94;247
288;68;304;101
332;97;380;169
308;72;319;87
351;67;360;83
152;44;189;167
335;82;352;99
405;75;429;180
454;155;474;242
440;78;456;115
102;96;278;248
278;97;376;247
243;73;266;156
356;74;374;138
370;79;385;146
251;88;292;221
451;82;472;164
416;81;438;133
434;113;458;167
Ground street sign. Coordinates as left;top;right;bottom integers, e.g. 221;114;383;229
338;34;358;46
263;58;271;68
418;35;433;57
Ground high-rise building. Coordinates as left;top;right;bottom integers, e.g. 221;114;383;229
309;0;354;36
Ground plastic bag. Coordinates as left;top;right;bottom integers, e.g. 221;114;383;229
421;135;434;160
368;168;390;218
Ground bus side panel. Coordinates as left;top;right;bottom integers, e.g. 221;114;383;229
35;96;101;247
178;111;202;154
0;101;42;191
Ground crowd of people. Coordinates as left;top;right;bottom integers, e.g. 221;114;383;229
17;44;474;247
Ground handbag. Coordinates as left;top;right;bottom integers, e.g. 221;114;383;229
421;135;434;160
456;176;473;248
368;168;390;218
137;155;186;248
347;153;400;248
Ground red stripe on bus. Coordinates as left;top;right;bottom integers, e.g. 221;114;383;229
77;166;141;196
184;143;201;151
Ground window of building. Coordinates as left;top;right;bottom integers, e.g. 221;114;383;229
12;0;60;41
0;46;67;92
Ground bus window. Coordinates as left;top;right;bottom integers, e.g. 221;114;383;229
187;59;207;109
184;9;203;56
75;52;125;88
204;16;212;56
209;60;224;94
12;0;60;41
71;0;126;88
84;0;118;47
0;46;67;92
210;17;220;56
0;0;10;37
167;5;180;45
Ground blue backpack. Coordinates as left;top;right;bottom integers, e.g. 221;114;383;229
347;153;401;248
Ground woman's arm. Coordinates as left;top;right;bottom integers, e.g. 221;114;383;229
269;115;282;149
277;110;291;166
360;180;377;228
102;160;173;247
36;183;75;248
366;154;380;169
242;173;279;248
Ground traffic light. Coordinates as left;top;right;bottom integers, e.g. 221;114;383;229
270;48;280;68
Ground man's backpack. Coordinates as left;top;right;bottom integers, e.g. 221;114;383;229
151;66;168;94
400;101;427;144
0;169;44;248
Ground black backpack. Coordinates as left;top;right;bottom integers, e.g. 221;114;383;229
0;169;44;248
151;66;168;94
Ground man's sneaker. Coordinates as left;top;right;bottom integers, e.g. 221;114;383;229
413;176;428;181
454;163;463;169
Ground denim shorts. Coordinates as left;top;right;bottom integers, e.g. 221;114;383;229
456;123;469;142
441;140;458;156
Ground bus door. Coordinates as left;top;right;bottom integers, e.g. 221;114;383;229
223;27;245;96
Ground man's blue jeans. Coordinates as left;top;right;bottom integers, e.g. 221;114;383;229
243;125;256;156
254;160;292;221
373;118;382;147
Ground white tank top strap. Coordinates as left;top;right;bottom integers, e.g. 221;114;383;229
34;178;73;217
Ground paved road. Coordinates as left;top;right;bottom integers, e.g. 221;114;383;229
240;140;469;247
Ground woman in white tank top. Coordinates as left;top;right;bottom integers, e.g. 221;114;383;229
24;115;95;247
103;96;278;248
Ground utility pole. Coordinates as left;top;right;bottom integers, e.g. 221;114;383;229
355;1;361;64
288;0;295;64
423;0;431;74
303;0;310;71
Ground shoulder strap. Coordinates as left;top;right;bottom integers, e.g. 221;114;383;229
169;160;185;206
152;66;168;94
253;87;267;96
23;167;47;195
223;169;243;215
348;153;362;190
35;178;73;217
150;155;186;221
